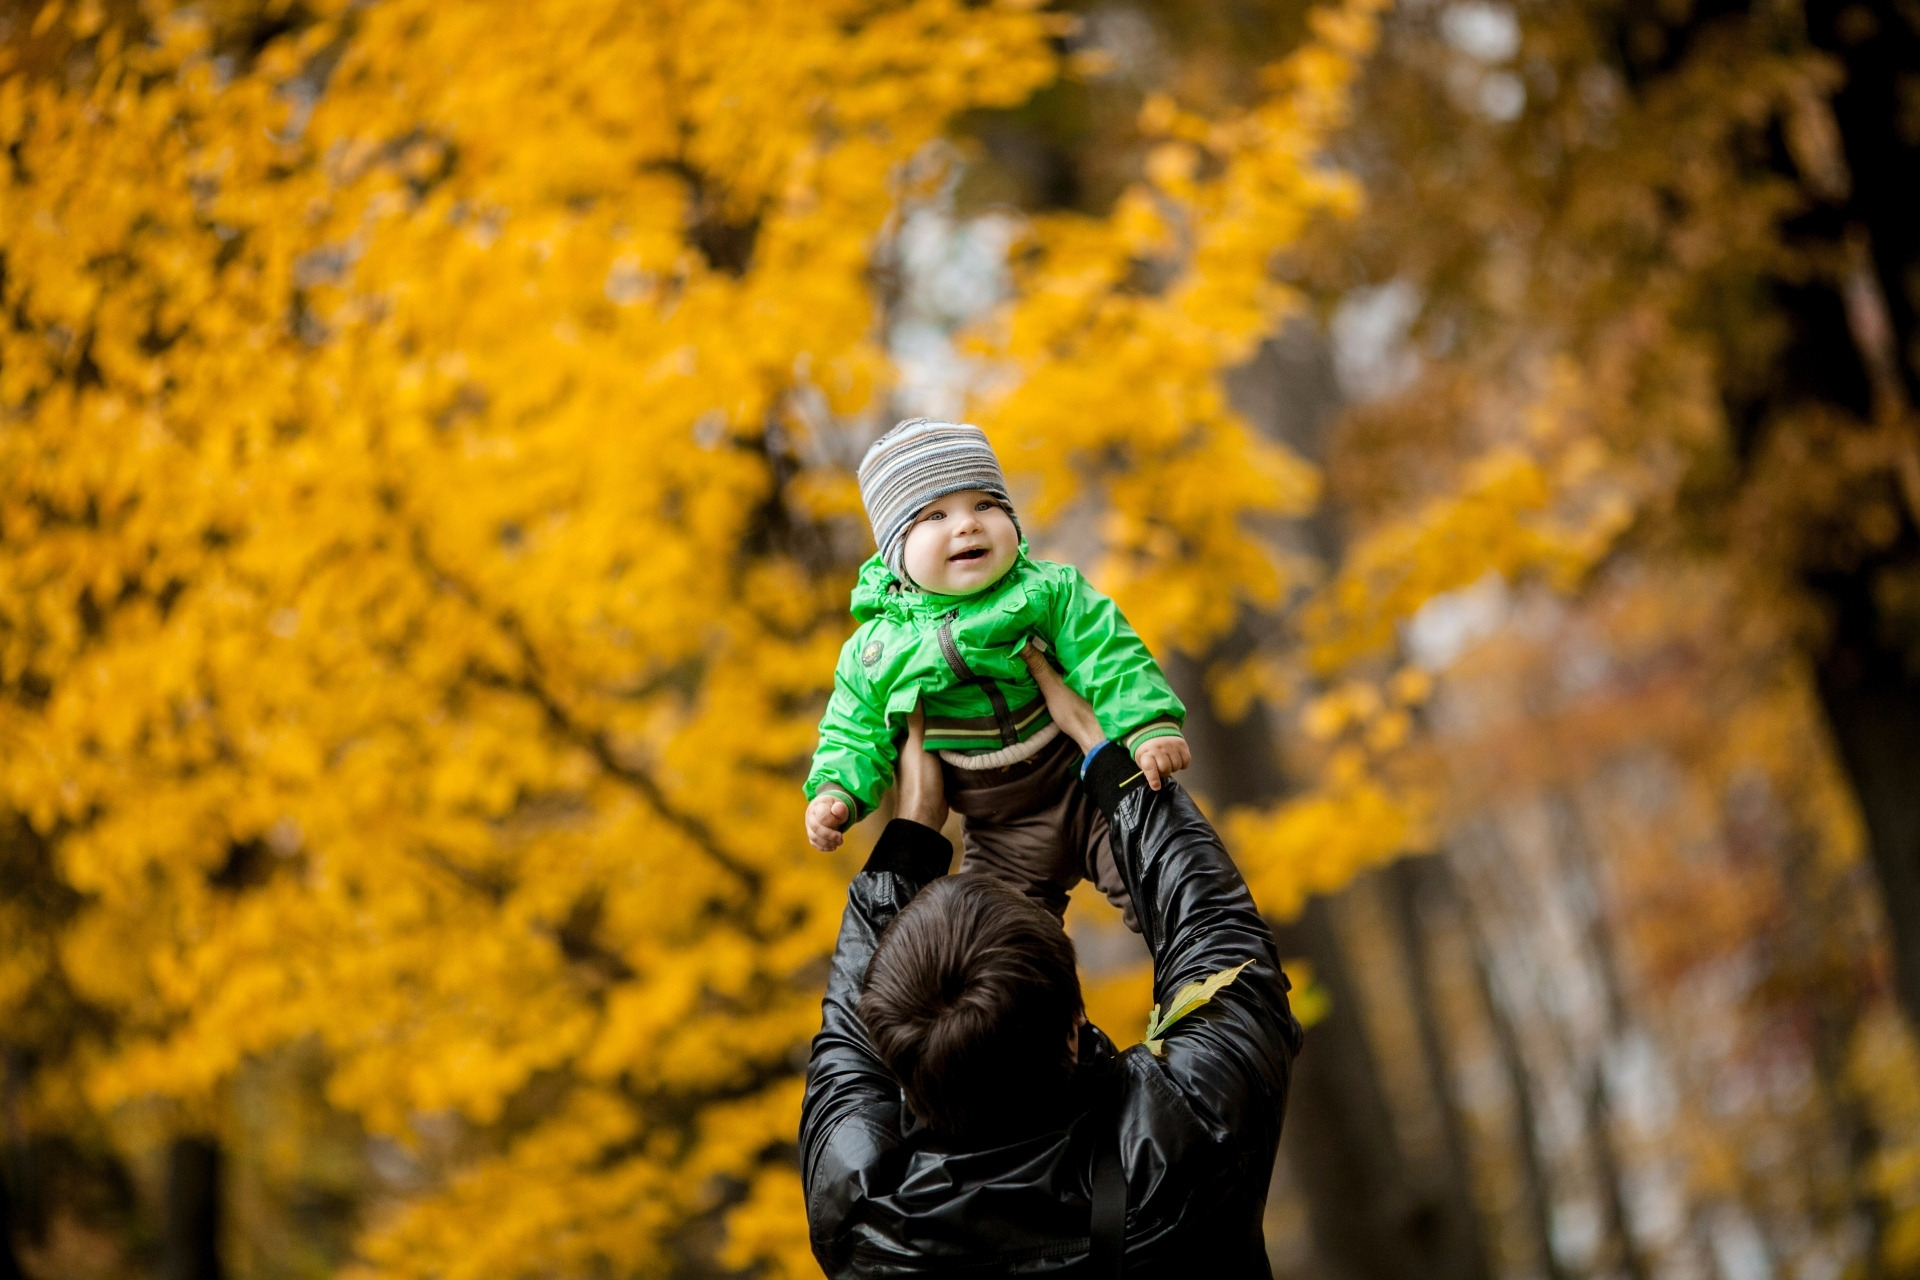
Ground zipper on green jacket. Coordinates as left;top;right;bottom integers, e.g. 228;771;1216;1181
935;610;1019;747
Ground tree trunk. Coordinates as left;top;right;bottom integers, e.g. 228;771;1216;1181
1815;591;1920;1032
1584;1072;1652;1280
164;1137;222;1280
1794;0;1920;1035
1388;857;1495;1280
1546;794;1653;1280
1270;899;1438;1280
1449;862;1569;1280
1;1050;25;1280
0;1169;23;1280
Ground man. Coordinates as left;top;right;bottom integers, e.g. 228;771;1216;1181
801;651;1303;1276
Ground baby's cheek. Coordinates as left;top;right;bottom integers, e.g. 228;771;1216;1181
900;526;947;585
988;510;1019;548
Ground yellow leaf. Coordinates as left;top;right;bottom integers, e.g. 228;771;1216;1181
1144;958;1253;1056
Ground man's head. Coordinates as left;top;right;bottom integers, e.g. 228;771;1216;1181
857;418;1022;589
859;875;1083;1141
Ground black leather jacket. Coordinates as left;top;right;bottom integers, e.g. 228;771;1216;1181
801;746;1304;1277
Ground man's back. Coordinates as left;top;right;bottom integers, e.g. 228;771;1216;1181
802;751;1303;1276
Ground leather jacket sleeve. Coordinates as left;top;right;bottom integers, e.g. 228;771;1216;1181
798;818;952;1265
1082;745;1304;1143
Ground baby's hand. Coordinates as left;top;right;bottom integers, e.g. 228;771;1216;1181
807;794;851;851
1134;737;1191;791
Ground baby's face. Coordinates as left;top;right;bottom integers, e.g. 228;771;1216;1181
901;490;1019;595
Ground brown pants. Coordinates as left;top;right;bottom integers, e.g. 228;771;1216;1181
942;732;1139;932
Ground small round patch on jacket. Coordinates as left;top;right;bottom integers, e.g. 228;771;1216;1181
860;640;885;668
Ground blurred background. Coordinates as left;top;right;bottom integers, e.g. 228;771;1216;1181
3;0;1918;1277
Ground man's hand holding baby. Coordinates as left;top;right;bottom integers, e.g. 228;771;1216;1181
1018;641;1190;790
807;705;947;851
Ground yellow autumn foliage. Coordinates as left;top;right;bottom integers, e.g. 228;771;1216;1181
1;0;1059;1274
977;0;1387;656
0;0;1386;1275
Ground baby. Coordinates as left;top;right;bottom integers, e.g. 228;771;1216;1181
804;418;1191;928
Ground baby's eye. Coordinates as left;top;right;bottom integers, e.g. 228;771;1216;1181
976;500;993;511
925;510;944;521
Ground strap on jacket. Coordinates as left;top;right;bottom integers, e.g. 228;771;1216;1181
935;612;1019;746
1089;1097;1125;1278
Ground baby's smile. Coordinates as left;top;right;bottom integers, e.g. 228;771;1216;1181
949;546;989;562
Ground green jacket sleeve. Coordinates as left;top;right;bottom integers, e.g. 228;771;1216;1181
1043;565;1186;752
805;633;896;823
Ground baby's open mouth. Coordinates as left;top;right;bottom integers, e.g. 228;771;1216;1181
949;547;989;562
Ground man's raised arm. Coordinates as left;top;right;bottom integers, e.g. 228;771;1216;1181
798;709;950;1271
1022;646;1302;1139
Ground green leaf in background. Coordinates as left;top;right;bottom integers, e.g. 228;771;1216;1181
1144;959;1254;1057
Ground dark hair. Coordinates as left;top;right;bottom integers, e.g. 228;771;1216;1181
858;875;1084;1141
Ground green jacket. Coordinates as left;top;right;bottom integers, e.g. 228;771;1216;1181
805;549;1185;821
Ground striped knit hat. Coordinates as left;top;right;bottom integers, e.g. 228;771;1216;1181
858;418;1020;581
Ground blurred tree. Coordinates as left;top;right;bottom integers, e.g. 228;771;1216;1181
0;1;1381;1277
965;0;1920;1274
0;1;1060;1275
1786;0;1920;1044
1257;0;1920;1273
164;1139;220;1280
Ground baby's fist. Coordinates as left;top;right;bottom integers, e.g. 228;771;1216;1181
1134;736;1191;791
806;794;851;851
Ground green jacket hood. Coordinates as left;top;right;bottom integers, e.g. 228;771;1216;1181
847;556;903;625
